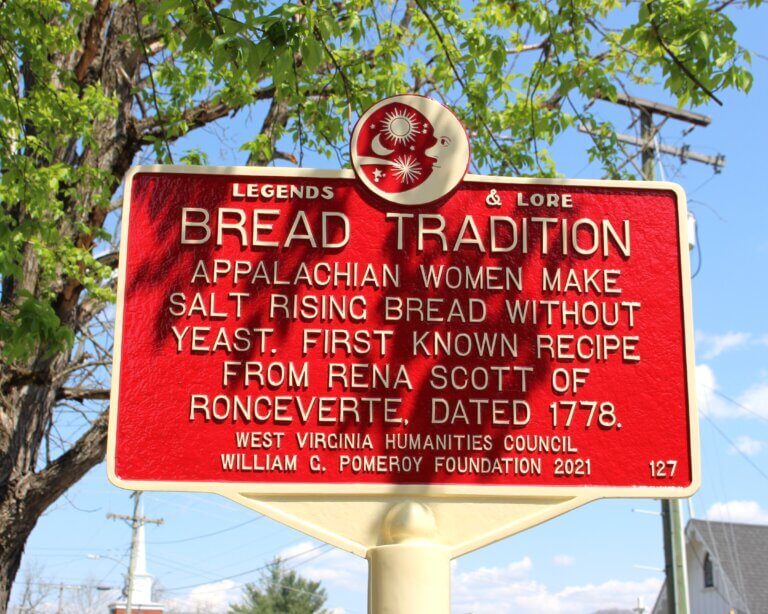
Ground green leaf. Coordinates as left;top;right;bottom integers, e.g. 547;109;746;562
272;47;294;88
301;37;324;72
698;30;710;52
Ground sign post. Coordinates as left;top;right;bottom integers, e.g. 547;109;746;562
367;502;450;614
108;96;699;613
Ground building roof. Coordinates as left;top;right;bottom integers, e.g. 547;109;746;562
689;519;768;613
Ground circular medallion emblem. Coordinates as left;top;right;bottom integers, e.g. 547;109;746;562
351;95;470;206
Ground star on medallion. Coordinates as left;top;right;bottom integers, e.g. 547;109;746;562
373;168;385;182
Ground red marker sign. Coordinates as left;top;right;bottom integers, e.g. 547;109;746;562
108;96;698;498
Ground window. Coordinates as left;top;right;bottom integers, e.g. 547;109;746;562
704;552;715;588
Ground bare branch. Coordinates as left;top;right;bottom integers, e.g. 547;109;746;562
136;89;275;142
131;0;174;161
29;411;109;517
56;388;111;402
505;41;550;54
95;250;119;269
274;150;299;164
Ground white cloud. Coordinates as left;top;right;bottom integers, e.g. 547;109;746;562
451;558;661;614
556;578;662;612
696;331;751;360
694;333;768;418
705;500;768;524
165;551;664;614
454;557;533;587
695;364;768;419
553;554;575;567
165;546;363;614
280;542;367;593
729;435;766;456
166;579;239;613
279;540;323;561
695;364;730;417
736;381;768;420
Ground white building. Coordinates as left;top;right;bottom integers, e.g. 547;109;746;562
109;520;164;614
652;519;768;614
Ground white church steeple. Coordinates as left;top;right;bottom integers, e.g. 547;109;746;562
109;493;165;614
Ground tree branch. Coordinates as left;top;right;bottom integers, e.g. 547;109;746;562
713;0;738;12
28;411;108;516
413;0;519;173
131;0;174;161
136;88;275;143
55;388;111;402
74;0;112;85
506;40;550;54
647;1;723;106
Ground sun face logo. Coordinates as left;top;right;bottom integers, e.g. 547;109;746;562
382;108;419;146
351;95;470;206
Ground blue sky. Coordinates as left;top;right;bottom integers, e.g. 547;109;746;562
10;5;768;614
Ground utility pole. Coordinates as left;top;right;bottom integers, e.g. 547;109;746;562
108;491;164;614
587;93;725;614
640;105;691;614
578;93;725;177
637;99;689;614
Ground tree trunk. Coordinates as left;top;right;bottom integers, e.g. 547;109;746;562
0;344;109;610
0;5;143;606
0;402;108;610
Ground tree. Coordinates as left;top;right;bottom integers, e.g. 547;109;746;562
229;558;328;614
0;0;762;608
9;562;51;613
9;564;118;613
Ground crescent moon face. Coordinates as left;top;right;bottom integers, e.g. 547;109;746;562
371;133;394;156
351;94;470;206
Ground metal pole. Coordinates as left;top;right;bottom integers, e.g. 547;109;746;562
660;499;690;613
640;109;690;614
671;500;690;613
641;109;679;614
661;500;677;613
367;502;450;614
640;110;655;181
125;491;141;614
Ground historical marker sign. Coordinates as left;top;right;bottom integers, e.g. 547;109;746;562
108;96;698;500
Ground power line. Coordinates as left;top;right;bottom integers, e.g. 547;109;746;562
150;534;319;583
702;384;768;426
701;413;768;483
148;516;262;545
289;546;335;570
179;553;336;598
149;551;227;582
163;543;332;592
